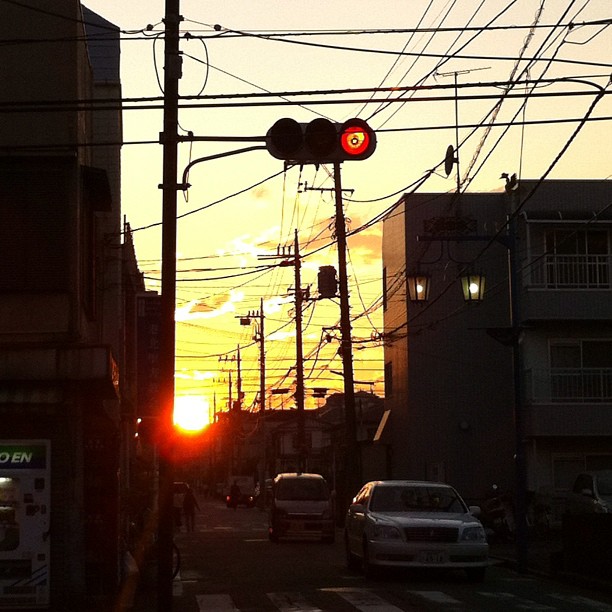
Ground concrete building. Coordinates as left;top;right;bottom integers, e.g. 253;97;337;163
0;2;143;608
382;180;612;518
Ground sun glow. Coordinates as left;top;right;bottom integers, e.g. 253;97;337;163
173;395;210;433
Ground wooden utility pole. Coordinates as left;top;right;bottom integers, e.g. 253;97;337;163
294;230;306;472
333;162;359;503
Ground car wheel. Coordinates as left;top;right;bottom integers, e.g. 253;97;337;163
466;567;486;582
344;532;360;571
362;539;378;579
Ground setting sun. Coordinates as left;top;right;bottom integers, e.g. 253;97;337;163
173;395;210;433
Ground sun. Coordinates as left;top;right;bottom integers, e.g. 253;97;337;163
173;395;210;433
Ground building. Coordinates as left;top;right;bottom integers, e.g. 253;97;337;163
0;2;142;608
382;179;612;517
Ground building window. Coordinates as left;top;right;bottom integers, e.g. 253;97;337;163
549;339;612;402
552;456;583;491
382;267;387;311
542;228;609;288
384;361;393;398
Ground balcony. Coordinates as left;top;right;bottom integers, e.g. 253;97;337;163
525;368;612;437
521;254;612;321
527;368;612;403
529;254;610;289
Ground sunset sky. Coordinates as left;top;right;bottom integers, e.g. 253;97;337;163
83;0;611;424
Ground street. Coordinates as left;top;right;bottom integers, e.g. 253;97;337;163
133;496;612;611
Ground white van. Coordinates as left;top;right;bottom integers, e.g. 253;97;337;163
268;473;335;543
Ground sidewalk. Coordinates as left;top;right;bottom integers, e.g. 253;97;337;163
489;531;612;594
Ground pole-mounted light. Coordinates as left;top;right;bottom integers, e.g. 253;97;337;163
460;272;486;302
406;272;431;303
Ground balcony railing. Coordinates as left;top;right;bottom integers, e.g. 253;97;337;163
529;254;610;289
527;368;612;403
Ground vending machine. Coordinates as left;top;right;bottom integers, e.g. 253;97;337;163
0;440;50;608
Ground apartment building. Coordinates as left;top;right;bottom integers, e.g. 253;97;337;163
382;180;612;517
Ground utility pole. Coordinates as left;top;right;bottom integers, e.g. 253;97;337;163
258;298;265;417
238;303;267;499
158;1;181;610
293;230;306;472
236;345;243;412
333;162;359;502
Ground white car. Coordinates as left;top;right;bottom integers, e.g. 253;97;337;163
566;470;612;514
344;480;489;582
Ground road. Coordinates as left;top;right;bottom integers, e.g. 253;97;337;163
137;496;612;611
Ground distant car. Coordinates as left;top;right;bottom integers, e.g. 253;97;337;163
224;476;255;508
566;470;612;514
344;480;489;582
268;473;335;543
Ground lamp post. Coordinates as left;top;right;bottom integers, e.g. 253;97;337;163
416;209;528;573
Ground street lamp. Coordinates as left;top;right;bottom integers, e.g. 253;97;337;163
415;208;528;573
406;271;431;303
460;271;486;302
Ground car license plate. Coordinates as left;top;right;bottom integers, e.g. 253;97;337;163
419;551;446;564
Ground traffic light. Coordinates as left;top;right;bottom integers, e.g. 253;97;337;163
266;118;376;164
318;265;338;298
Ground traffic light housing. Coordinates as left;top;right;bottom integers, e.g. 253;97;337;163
318;265;338;298
266;118;376;164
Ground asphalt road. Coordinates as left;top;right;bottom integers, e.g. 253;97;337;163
131;496;612;612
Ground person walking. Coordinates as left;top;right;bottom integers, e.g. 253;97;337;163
183;486;200;532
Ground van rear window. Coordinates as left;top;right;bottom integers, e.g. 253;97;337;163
276;478;329;501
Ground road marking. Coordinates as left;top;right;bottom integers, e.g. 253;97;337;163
267;591;322;611
549;594;612;610
196;593;240;610
478;592;555;610
323;587;404;611
408;591;461;605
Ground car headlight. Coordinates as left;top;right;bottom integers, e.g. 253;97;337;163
461;525;487;542
372;524;401;539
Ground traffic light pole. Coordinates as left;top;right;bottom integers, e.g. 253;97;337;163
333;162;359;503
158;1;181;610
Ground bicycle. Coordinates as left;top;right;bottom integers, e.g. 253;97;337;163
172;540;181;579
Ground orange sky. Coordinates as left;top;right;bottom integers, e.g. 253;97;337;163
82;0;612;423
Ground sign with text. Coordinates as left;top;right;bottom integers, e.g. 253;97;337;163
136;293;162;417
0;440;50;608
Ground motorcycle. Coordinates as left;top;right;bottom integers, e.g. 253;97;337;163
481;485;515;541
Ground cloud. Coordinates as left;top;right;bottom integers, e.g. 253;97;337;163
175;289;245;321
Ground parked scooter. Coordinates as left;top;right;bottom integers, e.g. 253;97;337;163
481;484;515;541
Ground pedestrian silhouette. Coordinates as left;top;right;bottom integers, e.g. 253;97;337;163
229;480;241;510
183;486;200;532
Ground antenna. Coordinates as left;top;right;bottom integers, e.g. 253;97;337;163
435;67;490;193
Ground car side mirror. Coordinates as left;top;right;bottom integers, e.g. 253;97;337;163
468;505;481;517
349;503;365;514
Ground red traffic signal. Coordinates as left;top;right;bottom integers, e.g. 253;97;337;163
266;118;376;163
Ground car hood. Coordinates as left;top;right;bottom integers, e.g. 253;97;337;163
369;510;481;528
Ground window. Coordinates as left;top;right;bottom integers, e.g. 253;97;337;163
552;457;584;490
384;361;393;398
382;267;387;311
543;229;609;288
550;340;612;401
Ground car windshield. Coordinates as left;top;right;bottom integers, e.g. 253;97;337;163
596;473;612;498
275;478;329;501
370;485;466;513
